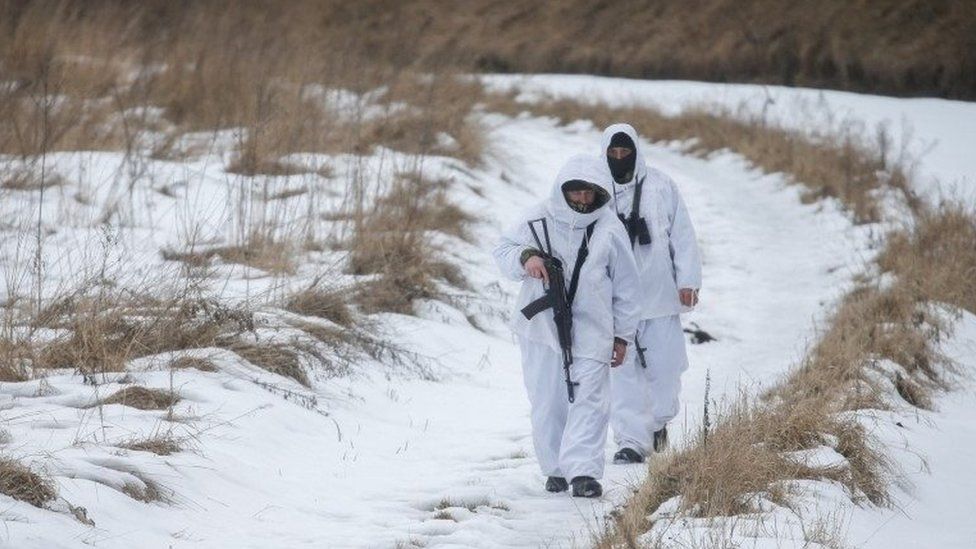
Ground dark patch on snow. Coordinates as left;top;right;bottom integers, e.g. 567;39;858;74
683;322;716;344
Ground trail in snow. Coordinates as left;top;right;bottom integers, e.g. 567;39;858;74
0;109;868;549
297;113;869;548
483;74;976;203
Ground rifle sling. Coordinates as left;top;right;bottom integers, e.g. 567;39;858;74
619;175;645;246
566;221;597;307
521;220;598;319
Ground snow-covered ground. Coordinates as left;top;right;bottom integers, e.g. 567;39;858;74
483;74;976;203
483;75;976;548
1;76;974;548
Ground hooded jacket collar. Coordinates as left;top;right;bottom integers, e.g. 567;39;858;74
600;123;647;185
546;154;613;229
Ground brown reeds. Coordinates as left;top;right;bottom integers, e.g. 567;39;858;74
590;111;976;548
222;340;309;387
326;0;976;100
33;295;253;376
119;433;184;456
0;457;57;507
488;94;912;223
97;386;179;411
348;172;472;314
0;1;485;165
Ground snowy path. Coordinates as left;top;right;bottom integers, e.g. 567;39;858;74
301;115;868;548
1;113;870;549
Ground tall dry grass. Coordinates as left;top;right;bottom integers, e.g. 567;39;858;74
316;0;976;100
0;0;487;387
348;172;472;314
488;93;914;223
0;1;485;166
583;100;976;546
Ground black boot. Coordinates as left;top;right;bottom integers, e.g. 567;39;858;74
612;447;645;464
570;476;603;498
653;425;669;453
545;476;568;493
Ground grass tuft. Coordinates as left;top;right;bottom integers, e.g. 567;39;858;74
0;457;57;507
98;386;180;411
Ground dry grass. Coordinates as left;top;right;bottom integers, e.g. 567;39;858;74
97;386;180;411
168;356;217;373
222;340;309;387
285;286;354;327
0;1;485;166
348;172;472;314
626;398;885;529
32;295;253;376
879;204;976;313
0;337;32;382
490;94;912;223
592;113;975;548
0;457;57;507
317;0;976;100
120;471;165;503
169;356;218;373
163;233;298;274
209;235;298;275
119;433;184;456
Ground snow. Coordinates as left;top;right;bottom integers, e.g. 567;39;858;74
483;74;976;203
841;309;976;549
1;75;974;548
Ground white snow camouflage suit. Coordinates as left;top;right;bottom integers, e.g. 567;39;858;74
494;153;640;481
602;123;703;456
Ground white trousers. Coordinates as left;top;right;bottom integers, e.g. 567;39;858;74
610;315;688;455
519;337;610;480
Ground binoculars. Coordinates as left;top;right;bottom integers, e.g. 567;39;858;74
619;214;651;246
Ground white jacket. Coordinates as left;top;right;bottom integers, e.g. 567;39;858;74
494;154;641;363
601;123;702;319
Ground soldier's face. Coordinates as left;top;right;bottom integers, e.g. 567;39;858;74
607;147;633;160
566;189;595;206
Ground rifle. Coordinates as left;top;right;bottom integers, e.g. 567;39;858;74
520;217;595;403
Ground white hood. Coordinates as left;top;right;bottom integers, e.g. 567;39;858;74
600;123;647;185
493;154;641;361
599;123;703;319
545;153;613;227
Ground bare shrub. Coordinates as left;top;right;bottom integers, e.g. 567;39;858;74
97;386;180;411
0;457;57;507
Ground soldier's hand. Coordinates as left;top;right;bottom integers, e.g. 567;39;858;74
679;288;699;307
611;338;627;367
524;256;549;285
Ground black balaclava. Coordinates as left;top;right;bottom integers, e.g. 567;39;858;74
562;180;609;213
607;132;637;184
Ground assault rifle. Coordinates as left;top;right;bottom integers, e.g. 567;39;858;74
520;217;595;403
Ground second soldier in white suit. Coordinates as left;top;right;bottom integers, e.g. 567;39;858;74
493;154;640;497
601;123;703;464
